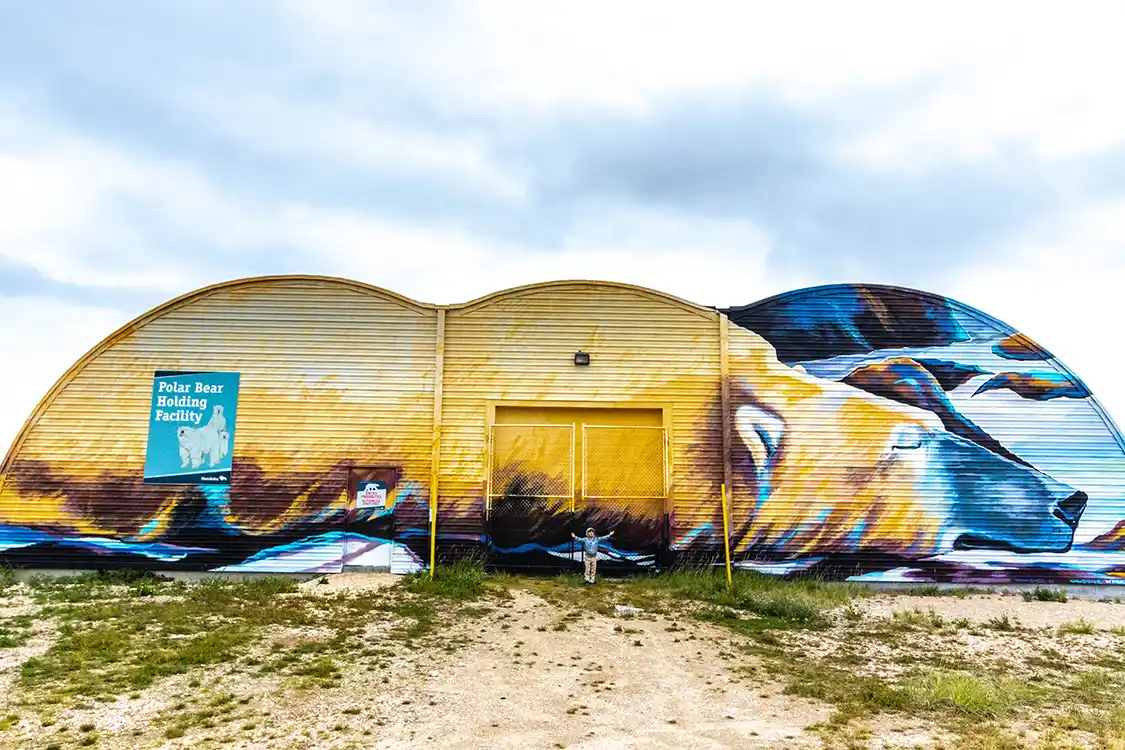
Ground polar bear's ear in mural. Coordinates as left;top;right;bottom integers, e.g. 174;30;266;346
735;404;785;472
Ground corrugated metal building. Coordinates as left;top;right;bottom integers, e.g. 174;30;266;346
2;277;1124;584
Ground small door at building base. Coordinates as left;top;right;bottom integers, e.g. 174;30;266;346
344;467;398;571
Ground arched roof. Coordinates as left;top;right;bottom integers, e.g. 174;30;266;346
450;279;718;318
722;282;1125;453
5;276;1121;475
0;275;718;476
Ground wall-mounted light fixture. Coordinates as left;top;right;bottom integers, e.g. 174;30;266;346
573;350;591;366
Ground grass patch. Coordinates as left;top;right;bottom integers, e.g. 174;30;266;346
983;614;1018;631
636;568;864;628
504;567;864;629
900;585;982;598
0;614;34;648
889;607;945;631
403;560;487;600
12;575;436;706
1059;618;1095;635
788;662;1036;720
25;570;186;604
1022;587;1068;603
900;671;1035;718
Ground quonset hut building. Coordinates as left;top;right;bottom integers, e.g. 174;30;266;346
2;276;1124;585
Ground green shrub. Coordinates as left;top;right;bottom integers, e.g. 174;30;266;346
900;672;1033;718
403;560;486;600
890;607;945;631
984;614;1018;631
1022;587;1068;603
1059;618;1095;635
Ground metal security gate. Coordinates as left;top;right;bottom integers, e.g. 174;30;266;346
486;421;668;570
581;425;669;568
486;424;575;568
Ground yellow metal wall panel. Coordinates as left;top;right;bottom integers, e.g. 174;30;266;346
0;277;437;572
494;406;662;426
440;283;722;549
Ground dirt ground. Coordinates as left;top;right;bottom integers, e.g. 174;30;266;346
5;576;1125;749
360;591;829;750
861;592;1125;630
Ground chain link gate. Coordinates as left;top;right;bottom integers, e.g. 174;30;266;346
581;425;669;568
487;424;575;568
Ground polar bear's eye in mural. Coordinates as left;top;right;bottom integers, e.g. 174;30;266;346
735;404;785;471
889;424;926;451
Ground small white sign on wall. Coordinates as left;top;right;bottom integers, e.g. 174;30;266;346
356;480;388;509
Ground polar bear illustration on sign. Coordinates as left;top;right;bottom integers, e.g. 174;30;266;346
208;404;227;434
176;425;225;468
175;406;232;469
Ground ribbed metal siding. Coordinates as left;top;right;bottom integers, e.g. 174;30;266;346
439;284;722;556
722;284;1125;582
0;278;436;572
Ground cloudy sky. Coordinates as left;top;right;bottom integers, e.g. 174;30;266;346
2;1;1125;452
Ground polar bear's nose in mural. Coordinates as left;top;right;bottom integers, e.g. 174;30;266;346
1054;491;1088;530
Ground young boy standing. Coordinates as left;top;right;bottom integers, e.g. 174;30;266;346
571;527;615;584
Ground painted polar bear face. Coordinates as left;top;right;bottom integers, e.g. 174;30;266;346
725;333;1086;559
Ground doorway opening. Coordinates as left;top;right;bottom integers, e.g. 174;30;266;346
344;466;399;572
486;406;668;571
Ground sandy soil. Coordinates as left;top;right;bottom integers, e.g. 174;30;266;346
232;590;832;749
297;572;399;594
364;592;831;750
861;593;1125;630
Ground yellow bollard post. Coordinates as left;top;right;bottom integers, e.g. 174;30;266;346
721;483;732;586
429;497;437;579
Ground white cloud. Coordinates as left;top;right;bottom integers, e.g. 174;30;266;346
287;0;1125;167
270;201;784;305
3;0;1125;458
0;129;236;293
948;199;1125;429
173;91;527;203
0;297;131;458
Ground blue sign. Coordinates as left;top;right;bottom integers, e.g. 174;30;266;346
143;371;240;484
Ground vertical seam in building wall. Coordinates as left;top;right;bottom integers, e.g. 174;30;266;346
430;309;446;530
719;313;732;518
